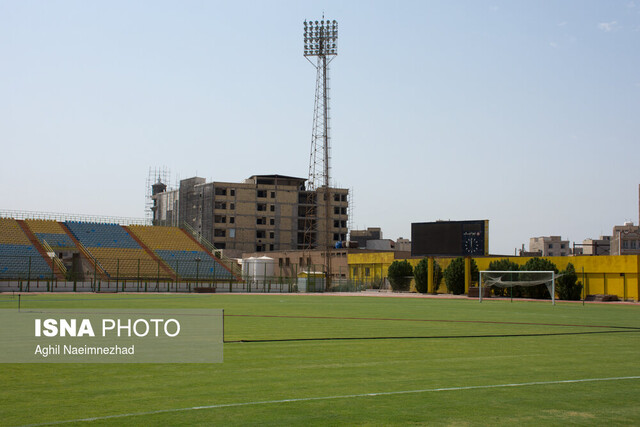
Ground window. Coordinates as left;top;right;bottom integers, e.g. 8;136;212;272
269;244;274;251
257;217;266;225
270;218;275;225
341;207;347;215
214;229;225;237
334;207;340;215
215;187;227;196
299;257;304;266
285;258;290;266
214;215;226;223
334;220;340;228
257;190;267;198
256;230;266;238
333;233;340;241
214;201;226;209
341;220;347;228
269;232;274;239
229;217;235;224
230;203;235;210
270;191;275;198
334;194;341;202
229;229;235;238
365;267;370;277
230;189;235;196
279;258;283;267
257;203;267;211
341;194;347;202
270;205;275;212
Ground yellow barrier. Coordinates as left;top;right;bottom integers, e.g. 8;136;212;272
348;253;640;301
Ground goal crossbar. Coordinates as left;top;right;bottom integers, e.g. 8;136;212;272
479;270;555;305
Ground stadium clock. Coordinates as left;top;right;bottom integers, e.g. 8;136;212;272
463;231;482;255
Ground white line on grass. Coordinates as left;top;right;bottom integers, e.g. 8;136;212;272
23;375;640;426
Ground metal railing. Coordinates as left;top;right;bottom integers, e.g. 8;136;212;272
181;221;243;277
0;209;150;226
40;239;67;275
0;255;383;294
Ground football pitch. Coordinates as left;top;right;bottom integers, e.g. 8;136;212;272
1;293;639;426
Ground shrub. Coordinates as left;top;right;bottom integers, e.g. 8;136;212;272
369;277;383;290
387;260;413;292
414;258;443;294
521;257;558;299
486;259;520;297
443;257;478;295
556;263;583;300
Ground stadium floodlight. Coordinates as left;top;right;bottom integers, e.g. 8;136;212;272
479;270;556;305
303;19;338;57
302;17;339;290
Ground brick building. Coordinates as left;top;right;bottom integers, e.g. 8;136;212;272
151;174;348;257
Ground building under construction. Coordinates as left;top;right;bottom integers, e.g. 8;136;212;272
151;174;348;258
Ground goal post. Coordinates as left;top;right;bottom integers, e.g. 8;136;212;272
479;270;555;305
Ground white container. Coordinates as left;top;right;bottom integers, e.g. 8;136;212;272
242;256;275;281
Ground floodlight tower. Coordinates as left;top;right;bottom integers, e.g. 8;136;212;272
304;18;337;191
304;18;338;289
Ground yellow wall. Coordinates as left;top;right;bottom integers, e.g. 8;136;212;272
347;253;640;301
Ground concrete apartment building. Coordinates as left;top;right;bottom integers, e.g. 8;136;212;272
611;222;640;256
529;236;570;257
349;227;382;248
610;186;640;256
582;236;611;255
349;227;411;252
151;174;348;257
241;248;350;280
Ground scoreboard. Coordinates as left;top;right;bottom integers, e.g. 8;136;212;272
411;220;488;257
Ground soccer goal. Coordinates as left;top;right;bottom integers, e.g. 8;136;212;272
479;270;555;305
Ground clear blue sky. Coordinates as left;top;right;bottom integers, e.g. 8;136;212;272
1;0;639;255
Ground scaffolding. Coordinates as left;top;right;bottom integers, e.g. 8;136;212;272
145;166;172;223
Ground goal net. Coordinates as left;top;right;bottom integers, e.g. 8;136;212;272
479;270;555;305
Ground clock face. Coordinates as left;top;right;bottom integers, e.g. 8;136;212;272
463;232;482;255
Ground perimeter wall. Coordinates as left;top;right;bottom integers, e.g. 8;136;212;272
347;253;640;301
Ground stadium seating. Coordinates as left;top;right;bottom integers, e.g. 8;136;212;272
24;219;76;249
128;225;233;280
155;249;232;280
0;219;234;281
65;222;140;249
127;226;203;251
0;218;33;246
65;222;160;279
0;218;53;279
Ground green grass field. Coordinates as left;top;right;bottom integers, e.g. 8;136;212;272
1;293;639;426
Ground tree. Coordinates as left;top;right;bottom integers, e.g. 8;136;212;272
556;263;583;300
486;259;520;297
414;258;443;294
387;260;413;292
521;257;558;299
443;257;478;295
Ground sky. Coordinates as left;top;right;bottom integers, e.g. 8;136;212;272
1;0;639;255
